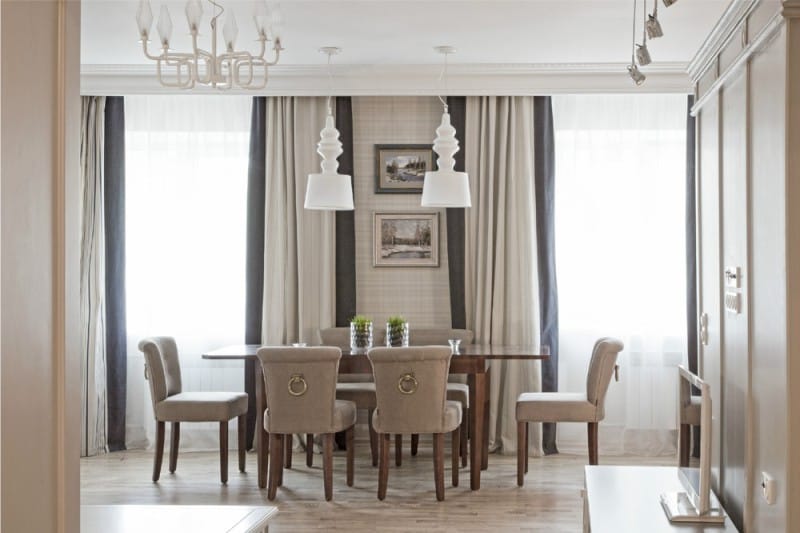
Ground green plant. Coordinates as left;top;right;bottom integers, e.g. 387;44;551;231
387;315;406;328
386;315;408;347
350;315;373;349
350;315;372;329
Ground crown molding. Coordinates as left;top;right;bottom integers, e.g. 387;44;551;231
81;62;692;96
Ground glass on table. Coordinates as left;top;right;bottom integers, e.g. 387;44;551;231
448;339;462;354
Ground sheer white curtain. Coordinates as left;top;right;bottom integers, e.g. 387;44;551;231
553;94;687;456
124;95;252;450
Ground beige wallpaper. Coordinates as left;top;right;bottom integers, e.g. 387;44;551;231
352;96;452;329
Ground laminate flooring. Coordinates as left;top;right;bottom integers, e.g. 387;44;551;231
81;447;672;532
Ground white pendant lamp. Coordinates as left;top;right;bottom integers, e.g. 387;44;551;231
421;46;471;208
304;47;354;211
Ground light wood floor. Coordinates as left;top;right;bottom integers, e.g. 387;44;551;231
81;446;672;532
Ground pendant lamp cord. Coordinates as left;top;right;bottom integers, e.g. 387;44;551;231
642;0;647;44
326;52;333;115
631;0;637;63
437;51;448;113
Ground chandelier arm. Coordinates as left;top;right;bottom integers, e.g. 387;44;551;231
263;44;282;67
140;39;163;61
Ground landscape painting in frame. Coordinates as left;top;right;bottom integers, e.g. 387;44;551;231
374;212;439;267
375;144;434;193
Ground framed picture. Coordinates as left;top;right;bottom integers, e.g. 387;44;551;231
373;212;439;267
374;144;434;193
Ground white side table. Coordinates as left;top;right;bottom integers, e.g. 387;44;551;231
81;504;277;533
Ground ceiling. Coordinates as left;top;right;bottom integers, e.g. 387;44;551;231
80;0;732;94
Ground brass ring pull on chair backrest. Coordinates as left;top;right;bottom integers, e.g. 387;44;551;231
288;374;308;396
397;372;418;395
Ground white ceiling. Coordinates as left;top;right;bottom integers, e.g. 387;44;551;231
80;0;731;94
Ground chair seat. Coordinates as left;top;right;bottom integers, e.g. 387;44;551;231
373;400;462;435
155;392;248;422
446;383;469;408
264;399;357;434
516;392;599;423
336;382;377;409
682;396;701;426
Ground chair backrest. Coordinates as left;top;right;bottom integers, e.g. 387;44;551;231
318;326;386;349
585;337;624;412
257;346;341;434
368;346;453;434
138;336;183;415
409;328;474;346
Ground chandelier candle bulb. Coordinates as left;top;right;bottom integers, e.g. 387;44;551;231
223;12;238;51
185;0;203;31
136;0;154;39
156;5;173;47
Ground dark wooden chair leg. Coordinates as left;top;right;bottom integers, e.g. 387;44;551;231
524;422;529;474
411;434;419;456
368;408;378;467
258;429;269;489
169;422;180;473
268;433;281;500
679;423;690;467
460;412;468;467
277;435;285;487
219;421;229;484
395;434;402;466
451;426;460;487
323;433;334;501
284;434;292;469
238;415;246;473
588;422;599;465
517;420;526;486
378;433;390;500
346;426;355;487
152;421;165;482
306;433;314;467
433;433;445;501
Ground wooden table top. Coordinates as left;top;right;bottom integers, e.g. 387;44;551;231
203;344;549;360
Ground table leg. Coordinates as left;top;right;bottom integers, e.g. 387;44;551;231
255;362;267;489
482;366;490;470
468;371;486;490
244;359;256;450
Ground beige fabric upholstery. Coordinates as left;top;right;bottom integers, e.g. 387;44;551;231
257;346;356;434
516;338;624;424
318;326;386;349
446;383;469;408
335;381;377;408
138;336;248;423
156;392;248;422
319;327;382;385
368;346;461;434
682;395;701;426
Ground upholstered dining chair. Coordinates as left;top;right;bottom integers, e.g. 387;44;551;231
257;346;356;501
138;337;248;484
399;328;473;468
368;346;462;501
515;337;624;486
319;326;385;467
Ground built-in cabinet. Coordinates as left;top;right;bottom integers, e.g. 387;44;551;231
691;1;799;531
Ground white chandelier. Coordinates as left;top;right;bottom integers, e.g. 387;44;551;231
421;46;471;208
135;0;283;90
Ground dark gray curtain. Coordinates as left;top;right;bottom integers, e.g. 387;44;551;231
446;96;467;329
104;96;127;452
244;96;267;449
335;97;357;327
686;95;700;458
534;96;559;455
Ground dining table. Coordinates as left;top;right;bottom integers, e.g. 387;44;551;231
202;344;549;491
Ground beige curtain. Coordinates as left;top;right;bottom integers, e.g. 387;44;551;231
464;96;542;455
79;95;108;457
261;97;335;345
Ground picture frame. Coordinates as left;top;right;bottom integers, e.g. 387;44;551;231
374;144;434;193
373;212;439;267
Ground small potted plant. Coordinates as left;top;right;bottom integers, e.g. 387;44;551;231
350;315;373;353
386;315;409;347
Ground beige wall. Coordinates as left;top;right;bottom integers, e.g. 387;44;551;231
352;96;452;329
1;1;81;531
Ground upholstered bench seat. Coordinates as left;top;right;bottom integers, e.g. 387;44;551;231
264;399;357;434
516;392;597;423
373;400;462;435
156;392;248;422
336;382;377;408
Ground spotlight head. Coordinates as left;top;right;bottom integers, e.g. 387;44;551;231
636;43;652;66
646;14;664;39
628;63;646;86
663;0;678;6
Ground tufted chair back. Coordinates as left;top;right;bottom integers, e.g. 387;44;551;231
138;336;183;416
